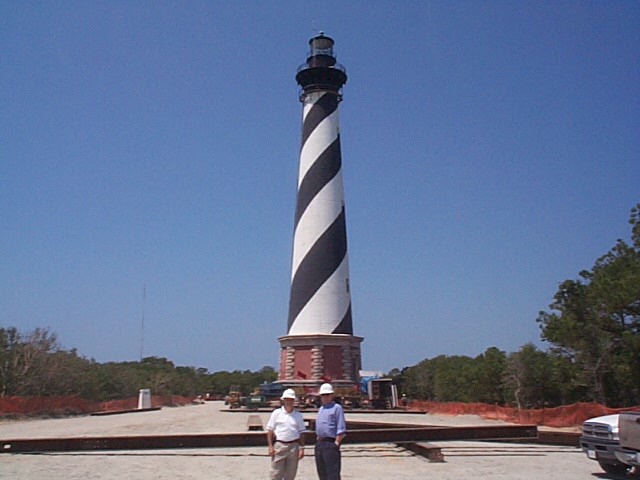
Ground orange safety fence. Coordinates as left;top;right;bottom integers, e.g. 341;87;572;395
408;400;640;428
0;395;198;417
2;396;639;427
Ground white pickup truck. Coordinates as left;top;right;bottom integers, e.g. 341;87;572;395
615;411;640;470
580;414;631;476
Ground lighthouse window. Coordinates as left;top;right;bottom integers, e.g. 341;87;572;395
311;46;333;56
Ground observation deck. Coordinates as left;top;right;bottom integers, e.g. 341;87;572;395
295;33;347;101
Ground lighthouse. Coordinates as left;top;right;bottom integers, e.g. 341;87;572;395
278;33;363;387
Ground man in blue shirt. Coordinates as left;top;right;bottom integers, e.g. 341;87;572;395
314;383;346;480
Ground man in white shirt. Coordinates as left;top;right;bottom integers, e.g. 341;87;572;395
266;388;306;480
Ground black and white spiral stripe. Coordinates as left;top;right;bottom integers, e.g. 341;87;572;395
287;91;353;336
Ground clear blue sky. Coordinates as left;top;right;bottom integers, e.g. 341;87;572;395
2;2;638;374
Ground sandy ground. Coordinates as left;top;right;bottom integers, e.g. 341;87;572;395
0;401;623;479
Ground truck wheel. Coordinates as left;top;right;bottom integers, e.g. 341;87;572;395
598;461;629;476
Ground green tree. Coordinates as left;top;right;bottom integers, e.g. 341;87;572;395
537;204;640;406
0;327;21;396
41;349;96;397
431;355;477;402
503;343;561;408
401;359;434;401
0;327;61;396
474;347;507;404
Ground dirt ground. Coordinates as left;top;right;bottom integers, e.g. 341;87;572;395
0;401;630;479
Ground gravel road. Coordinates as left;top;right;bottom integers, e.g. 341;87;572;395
0;401;627;479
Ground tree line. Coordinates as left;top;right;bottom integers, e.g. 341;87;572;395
395;204;640;408
0;327;277;400
391;343;617;409
2;204;638;407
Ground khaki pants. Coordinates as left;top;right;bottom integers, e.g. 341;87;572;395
270;441;300;480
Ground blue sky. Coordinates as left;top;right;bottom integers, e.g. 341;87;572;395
1;2;638;373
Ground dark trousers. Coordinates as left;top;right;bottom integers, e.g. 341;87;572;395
314;440;341;480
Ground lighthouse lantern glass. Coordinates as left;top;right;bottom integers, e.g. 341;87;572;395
309;37;334;58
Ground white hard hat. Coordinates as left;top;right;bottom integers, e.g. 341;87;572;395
281;388;296;400
319;383;334;395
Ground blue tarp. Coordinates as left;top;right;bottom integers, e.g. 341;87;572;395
259;382;284;396
360;375;380;394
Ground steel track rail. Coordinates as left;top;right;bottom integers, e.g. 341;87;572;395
1;425;537;454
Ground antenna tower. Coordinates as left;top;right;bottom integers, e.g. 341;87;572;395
140;284;146;361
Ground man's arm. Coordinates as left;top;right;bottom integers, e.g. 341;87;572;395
298;433;305;459
266;410;278;456
296;411;305;458
335;404;347;447
267;428;276;456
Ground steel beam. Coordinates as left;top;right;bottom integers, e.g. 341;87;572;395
1;432;265;453
0;424;537;454
340;425;537;444
398;442;445;462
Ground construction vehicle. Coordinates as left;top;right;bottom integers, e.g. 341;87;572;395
259;382;285;401
229;376;399;411
225;385;243;409
245;387;274;410
332;384;364;408
361;377;398;409
280;377;397;410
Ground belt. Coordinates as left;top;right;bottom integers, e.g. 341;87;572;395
317;437;336;442
276;439;299;444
